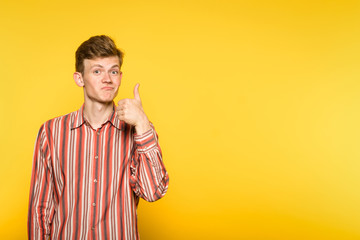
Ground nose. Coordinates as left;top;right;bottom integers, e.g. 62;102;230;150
102;72;112;83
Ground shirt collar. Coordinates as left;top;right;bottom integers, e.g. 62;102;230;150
71;103;124;131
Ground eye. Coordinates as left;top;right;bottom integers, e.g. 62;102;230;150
93;69;101;74
111;70;119;75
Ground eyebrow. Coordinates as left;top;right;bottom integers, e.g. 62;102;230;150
90;64;119;69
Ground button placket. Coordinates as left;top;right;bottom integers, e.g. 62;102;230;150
91;128;101;230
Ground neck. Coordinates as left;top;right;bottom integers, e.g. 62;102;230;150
83;101;113;129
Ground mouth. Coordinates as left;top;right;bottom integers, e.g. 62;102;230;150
102;87;114;90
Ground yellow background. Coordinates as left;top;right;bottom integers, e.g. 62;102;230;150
1;0;360;239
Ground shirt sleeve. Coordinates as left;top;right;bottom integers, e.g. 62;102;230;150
28;125;55;240
130;124;169;202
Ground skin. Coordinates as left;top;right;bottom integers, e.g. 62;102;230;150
73;56;151;134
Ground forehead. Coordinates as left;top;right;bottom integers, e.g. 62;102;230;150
83;56;120;70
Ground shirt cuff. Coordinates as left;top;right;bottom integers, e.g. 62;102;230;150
134;128;157;153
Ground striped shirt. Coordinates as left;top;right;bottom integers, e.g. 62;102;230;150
28;105;169;240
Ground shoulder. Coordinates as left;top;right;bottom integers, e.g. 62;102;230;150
39;110;78;134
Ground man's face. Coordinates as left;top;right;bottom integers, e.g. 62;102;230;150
80;56;122;104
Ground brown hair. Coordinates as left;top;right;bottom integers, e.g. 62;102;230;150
75;35;124;74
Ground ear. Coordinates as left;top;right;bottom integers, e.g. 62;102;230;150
73;72;84;87
119;71;123;86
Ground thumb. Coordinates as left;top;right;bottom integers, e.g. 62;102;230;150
133;83;141;102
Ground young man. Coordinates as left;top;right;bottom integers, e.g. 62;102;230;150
28;35;169;240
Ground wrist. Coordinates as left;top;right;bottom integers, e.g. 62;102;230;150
135;116;151;135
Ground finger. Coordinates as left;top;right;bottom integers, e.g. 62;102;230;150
116;110;125;119
117;99;125;105
117;114;125;121
117;99;129;106
116;105;125;111
119;104;127;110
133;83;141;102
116;107;125;113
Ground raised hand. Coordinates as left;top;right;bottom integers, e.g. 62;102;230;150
116;83;151;134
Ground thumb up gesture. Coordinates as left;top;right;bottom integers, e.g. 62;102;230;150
116;83;151;134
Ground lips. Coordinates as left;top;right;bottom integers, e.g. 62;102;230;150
102;87;114;90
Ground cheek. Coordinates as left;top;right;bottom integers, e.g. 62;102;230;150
114;77;121;87
89;82;98;91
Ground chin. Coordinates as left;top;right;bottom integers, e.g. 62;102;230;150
101;99;115;104
94;96;114;104
100;94;116;103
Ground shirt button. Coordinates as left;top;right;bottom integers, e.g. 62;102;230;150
92;227;95;230
94;179;97;183
95;156;98;159
92;203;96;206
97;131;100;135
